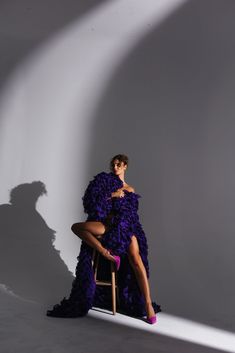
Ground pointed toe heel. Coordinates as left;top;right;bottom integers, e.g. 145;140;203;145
107;249;121;271
113;255;121;271
146;315;157;324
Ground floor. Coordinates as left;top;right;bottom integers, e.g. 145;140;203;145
1;285;233;353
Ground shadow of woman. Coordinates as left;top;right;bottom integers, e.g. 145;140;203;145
0;181;73;307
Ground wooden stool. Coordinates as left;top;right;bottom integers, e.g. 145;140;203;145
92;241;120;315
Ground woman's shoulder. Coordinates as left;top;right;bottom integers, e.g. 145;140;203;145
123;185;141;198
124;185;142;200
124;185;135;193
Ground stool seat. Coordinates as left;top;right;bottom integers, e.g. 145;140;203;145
92;241;119;315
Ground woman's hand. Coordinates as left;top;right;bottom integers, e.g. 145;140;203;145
111;189;125;198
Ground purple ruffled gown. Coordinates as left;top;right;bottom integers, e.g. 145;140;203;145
46;171;161;318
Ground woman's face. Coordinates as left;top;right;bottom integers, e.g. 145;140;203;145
111;159;127;175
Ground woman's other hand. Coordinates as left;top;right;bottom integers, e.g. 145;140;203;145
111;189;125;198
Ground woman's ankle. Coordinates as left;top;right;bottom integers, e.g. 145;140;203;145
100;248;115;261
145;300;152;306
146;302;155;318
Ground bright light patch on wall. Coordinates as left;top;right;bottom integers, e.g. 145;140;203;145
0;0;187;273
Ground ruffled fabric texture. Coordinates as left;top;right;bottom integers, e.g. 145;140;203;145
46;171;161;318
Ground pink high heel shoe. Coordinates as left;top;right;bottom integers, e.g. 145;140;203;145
146;315;157;324
112;255;121;271
107;249;121;271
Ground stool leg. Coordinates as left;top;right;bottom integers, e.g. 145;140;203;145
92;248;96;267
116;284;120;308
94;252;100;281
111;262;116;315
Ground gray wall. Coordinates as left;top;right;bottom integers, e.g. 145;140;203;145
0;0;234;339
86;0;235;332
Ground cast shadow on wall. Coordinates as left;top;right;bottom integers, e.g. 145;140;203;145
86;0;235;333
0;181;73;306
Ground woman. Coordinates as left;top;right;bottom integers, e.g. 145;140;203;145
47;154;161;324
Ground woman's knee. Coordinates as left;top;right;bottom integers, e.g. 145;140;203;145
128;236;142;267
71;222;84;234
71;221;106;237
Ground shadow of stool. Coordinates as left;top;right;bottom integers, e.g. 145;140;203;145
92;238;120;315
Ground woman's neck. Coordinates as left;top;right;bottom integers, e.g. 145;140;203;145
118;174;127;186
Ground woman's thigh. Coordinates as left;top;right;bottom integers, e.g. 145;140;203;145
128;235;140;257
127;235;144;267
71;221;110;238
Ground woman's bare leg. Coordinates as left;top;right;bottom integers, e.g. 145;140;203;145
127;235;155;319
71;221;116;262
